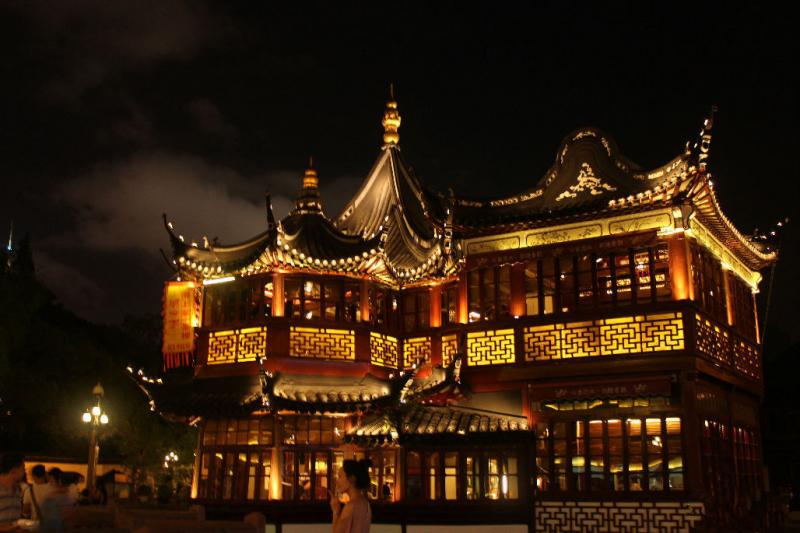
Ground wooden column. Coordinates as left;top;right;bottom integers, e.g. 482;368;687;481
272;272;285;317
723;270;735;327
458;272;468;324
511;262;525;317
430;284;442;328
752;291;761;344
360;280;370;323
667;235;692;301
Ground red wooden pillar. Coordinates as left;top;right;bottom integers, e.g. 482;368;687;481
511;262;525;317
667;235;691;301
272;272;285;317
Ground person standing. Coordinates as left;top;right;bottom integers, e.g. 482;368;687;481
22;464;51;521
329;459;372;533
0;453;25;532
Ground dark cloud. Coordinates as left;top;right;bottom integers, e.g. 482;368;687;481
11;0;229;101
187;99;239;141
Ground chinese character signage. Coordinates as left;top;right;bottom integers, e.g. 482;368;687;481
162;281;197;355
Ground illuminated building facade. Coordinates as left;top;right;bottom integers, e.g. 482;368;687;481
136;94;776;532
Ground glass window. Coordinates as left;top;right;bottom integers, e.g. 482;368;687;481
666;417;683;490
577;254;595;310
263;281;273;317
497;266;511;319
608;419;624;491
468;270;481;322
505;455;519;499
343;282;361;322
559;256;576;313
487;456;501;499
646;418;664;490
427;452;441;500
442;284;458;326
285;279;302;318
541;259;556;315
406;451;422;499
524;260;540;316
597;254;613;307
313;453;329;500
465;454;481;500
403;292;417;332
589;420;606;491
654;244;671;301
324;281;341;321
553;422;568;490
633;249;653;303
535;422;550;492
627;418;643;491
444;452;458;500
571;421;586;491
615;252;633;306
417;291;430;329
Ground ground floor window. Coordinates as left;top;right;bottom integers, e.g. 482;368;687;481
198;448;271;501
404;448;519;501
535;416;683;493
366;450;397;501
702;420;761;509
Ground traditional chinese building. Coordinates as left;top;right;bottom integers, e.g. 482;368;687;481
135;93;776;532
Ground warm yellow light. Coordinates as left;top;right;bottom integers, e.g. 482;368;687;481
100;414;109;425
82;412;92;423
203;276;235;286
91;406;101;417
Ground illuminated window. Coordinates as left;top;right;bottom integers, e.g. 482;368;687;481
427;452;441;500
467;265;511;322
535;416;683;494
284;277;361;323
441;284;458;326
405;451;422;500
198;418;273;501
524;260;540;316
465;454;482;499
558;256;576;313
403;290;430;332
577;254;595;309
444;452;458;500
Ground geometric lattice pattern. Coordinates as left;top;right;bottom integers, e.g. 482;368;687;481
403;336;431;369
733;340;759;379
524;313;684;361
535;500;705;533
695;313;760;380
695;314;732;365
369;332;398;368
289;326;355;361
207;327;267;365
466;329;515;366
441;334;458;367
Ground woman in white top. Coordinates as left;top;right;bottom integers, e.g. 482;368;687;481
329;459;372;533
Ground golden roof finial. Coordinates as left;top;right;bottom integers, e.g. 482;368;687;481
303;156;318;191
382;84;401;146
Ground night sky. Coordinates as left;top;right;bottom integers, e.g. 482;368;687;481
0;3;796;341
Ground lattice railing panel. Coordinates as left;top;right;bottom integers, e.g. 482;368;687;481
467;329;516;366
441;334;458;367
369;332;398;368
403;336;431;369
733;340;759;379
695;314;732;366
289;327;355;361
524;313;684;361
207;327;266;365
535;500;705;533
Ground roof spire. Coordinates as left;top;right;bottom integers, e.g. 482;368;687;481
382;84;401;146
295;156;322;213
303;156;319;192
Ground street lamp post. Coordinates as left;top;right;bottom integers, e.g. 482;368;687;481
82;382;109;494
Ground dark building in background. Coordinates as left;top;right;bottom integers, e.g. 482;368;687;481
135;94;776;532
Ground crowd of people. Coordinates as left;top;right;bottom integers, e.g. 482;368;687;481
0;453;105;532
2;452;374;532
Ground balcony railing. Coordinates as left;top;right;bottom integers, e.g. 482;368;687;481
188;302;761;382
